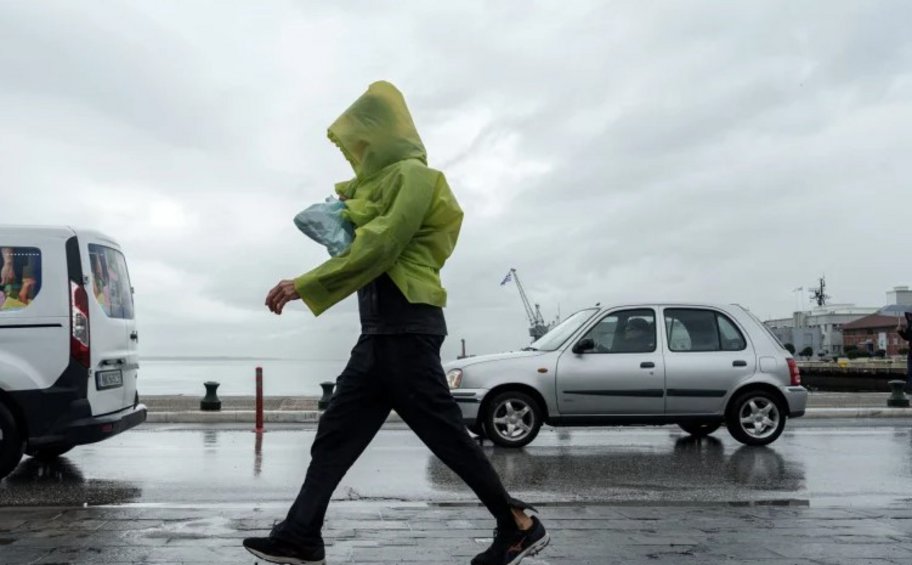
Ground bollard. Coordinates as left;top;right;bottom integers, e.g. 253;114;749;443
255;367;265;433
318;381;336;410
887;380;910;408
200;381;221;411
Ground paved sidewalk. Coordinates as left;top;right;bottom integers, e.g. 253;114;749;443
3;502;912;564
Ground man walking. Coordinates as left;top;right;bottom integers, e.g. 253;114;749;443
244;81;549;565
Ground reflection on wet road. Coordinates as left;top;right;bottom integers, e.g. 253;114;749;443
1;420;910;508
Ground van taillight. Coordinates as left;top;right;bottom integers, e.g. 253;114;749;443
786;358;801;386
71;281;90;368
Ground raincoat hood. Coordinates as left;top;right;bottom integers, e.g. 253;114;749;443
328;81;428;179
294;81;464;317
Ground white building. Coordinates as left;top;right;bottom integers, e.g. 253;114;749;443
764;286;911;356
765;304;878;356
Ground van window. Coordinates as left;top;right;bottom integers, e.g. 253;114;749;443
664;308;747;352
0;247;42;311
88;244;134;319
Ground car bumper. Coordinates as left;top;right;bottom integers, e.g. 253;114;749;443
29;404;147;449
451;389;486;424
783;386;808;418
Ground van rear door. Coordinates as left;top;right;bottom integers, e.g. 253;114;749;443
80;233;138;416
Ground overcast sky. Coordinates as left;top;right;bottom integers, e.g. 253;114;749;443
2;1;910;362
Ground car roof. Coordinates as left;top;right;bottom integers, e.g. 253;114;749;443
598;302;746;311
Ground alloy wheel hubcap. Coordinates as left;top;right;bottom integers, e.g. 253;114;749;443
739;397;780;439
492;399;534;441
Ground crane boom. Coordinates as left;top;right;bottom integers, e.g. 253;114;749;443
510;269;537;325
509;268;550;340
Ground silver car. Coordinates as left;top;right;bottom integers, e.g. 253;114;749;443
445;303;807;448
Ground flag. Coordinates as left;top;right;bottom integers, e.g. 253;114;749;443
500;271;513;286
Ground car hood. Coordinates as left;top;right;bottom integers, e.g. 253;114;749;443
444;349;548;370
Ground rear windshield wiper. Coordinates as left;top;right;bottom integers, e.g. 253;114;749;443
521;346;539;351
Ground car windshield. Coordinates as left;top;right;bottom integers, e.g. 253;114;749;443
527;308;600;352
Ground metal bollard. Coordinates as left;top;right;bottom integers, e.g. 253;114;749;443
318;381;336;410
887;380;910;408
200;381;221;411
255;367;265;433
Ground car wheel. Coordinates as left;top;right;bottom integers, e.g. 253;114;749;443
678;422;722;437
726;390;786;446
26;445;74;461
484;391;542;448
0;401;24;480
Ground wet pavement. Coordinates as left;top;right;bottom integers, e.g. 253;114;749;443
2;419;912;563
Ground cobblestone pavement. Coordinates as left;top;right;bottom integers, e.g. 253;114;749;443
3;502;912;564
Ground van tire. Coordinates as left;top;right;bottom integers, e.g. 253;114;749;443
0;401;25;480
27;445;74;460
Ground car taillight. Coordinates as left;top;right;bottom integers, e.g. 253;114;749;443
787;358;801;386
71;281;90;368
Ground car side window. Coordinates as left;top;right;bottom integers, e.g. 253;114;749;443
0;246;42;312
582;309;656;353
717;314;747;351
665;308;746;352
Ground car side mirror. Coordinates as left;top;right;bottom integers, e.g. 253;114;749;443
573;338;595;354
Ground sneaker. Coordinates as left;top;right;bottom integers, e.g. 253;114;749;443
471;516;549;565
242;536;326;565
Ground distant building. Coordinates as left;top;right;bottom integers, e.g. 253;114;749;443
764;286;911;357
765;305;877;356
886;286;912;307
842;314;908;356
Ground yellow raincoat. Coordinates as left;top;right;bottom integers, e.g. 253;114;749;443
294;81;464;317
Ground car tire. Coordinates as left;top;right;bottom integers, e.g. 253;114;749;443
726;390;787;446
483;391;542;448
0;401;25;480
678;422;722;437
26;445;74;461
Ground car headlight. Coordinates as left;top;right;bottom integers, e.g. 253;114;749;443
446;368;463;390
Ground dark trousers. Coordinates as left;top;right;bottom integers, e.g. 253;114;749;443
272;334;517;548
906;351;911;389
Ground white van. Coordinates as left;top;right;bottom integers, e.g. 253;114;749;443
0;226;146;479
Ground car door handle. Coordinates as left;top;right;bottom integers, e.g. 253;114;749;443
130;331;139;342
640;362;655;369
732;360;747;367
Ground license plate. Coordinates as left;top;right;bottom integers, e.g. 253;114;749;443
96;369;123;390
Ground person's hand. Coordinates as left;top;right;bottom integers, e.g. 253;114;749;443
265;279;301;315
0;249;15;285
18;277;36;304
0;263;14;286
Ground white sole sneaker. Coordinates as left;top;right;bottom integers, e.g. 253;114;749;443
244;545;326;565
507;532;551;565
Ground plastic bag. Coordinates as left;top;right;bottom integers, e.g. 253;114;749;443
293;197;355;257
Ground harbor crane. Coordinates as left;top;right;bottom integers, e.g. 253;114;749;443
504;268;552;341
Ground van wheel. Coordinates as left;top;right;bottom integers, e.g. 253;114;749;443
484;391;542;448
678;422;722;437
0;402;25;480
726;390;786;446
27;445;74;461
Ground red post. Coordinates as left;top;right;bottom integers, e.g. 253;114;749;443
255;366;264;433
